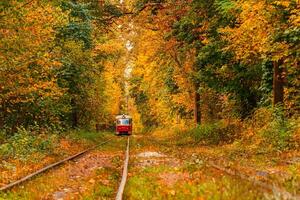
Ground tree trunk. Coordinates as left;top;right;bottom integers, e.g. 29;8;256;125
194;83;201;126
273;60;284;106
71;98;78;128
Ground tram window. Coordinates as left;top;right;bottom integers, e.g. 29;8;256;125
121;119;130;125
117;119;130;125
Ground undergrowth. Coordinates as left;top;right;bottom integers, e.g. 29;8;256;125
284;164;300;194
0;128;113;163
184;121;241;145
66;129;108;143
259;107;299;151
177;106;299;151
0;127;57;161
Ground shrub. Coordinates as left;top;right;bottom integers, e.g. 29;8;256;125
260;106;298;151
249;107;273;130
0;130;7;143
0;143;14;158
188;121;241;145
0;127;57;161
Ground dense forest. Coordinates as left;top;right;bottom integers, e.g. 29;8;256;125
0;0;299;198
129;0;299;125
126;0;300;150
0;0;127;131
2;0;299;144
1;1;299;124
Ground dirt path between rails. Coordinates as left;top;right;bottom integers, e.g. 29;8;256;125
49;151;122;200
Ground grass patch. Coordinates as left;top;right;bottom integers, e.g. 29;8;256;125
183;160;205;173
96;135;127;152
83;184;114;200
67;130;112;143
124;176;160;199
142;165;170;174
0;190;33;200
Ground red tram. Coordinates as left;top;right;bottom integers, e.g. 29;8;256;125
116;114;132;135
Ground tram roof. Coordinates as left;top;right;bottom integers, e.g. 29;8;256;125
116;114;132;119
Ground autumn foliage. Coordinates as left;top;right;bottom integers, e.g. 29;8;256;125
0;0;127;132
126;0;299;127
0;0;299;147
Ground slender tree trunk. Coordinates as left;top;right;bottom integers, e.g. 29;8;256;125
71;98;78;128
72;109;78;128
273;60;284;106
194;83;201;126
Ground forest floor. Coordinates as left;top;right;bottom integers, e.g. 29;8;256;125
1;131;300;199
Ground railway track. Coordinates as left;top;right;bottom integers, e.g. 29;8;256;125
2;135;297;199
141;137;300;200
0;138;113;192
116;137;130;200
208;161;300;200
0;136;132;200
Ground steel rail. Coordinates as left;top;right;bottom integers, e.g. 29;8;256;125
0;138;113;192
116;137;130;200
208;161;300;200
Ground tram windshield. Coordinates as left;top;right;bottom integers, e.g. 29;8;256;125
117;118;130;125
